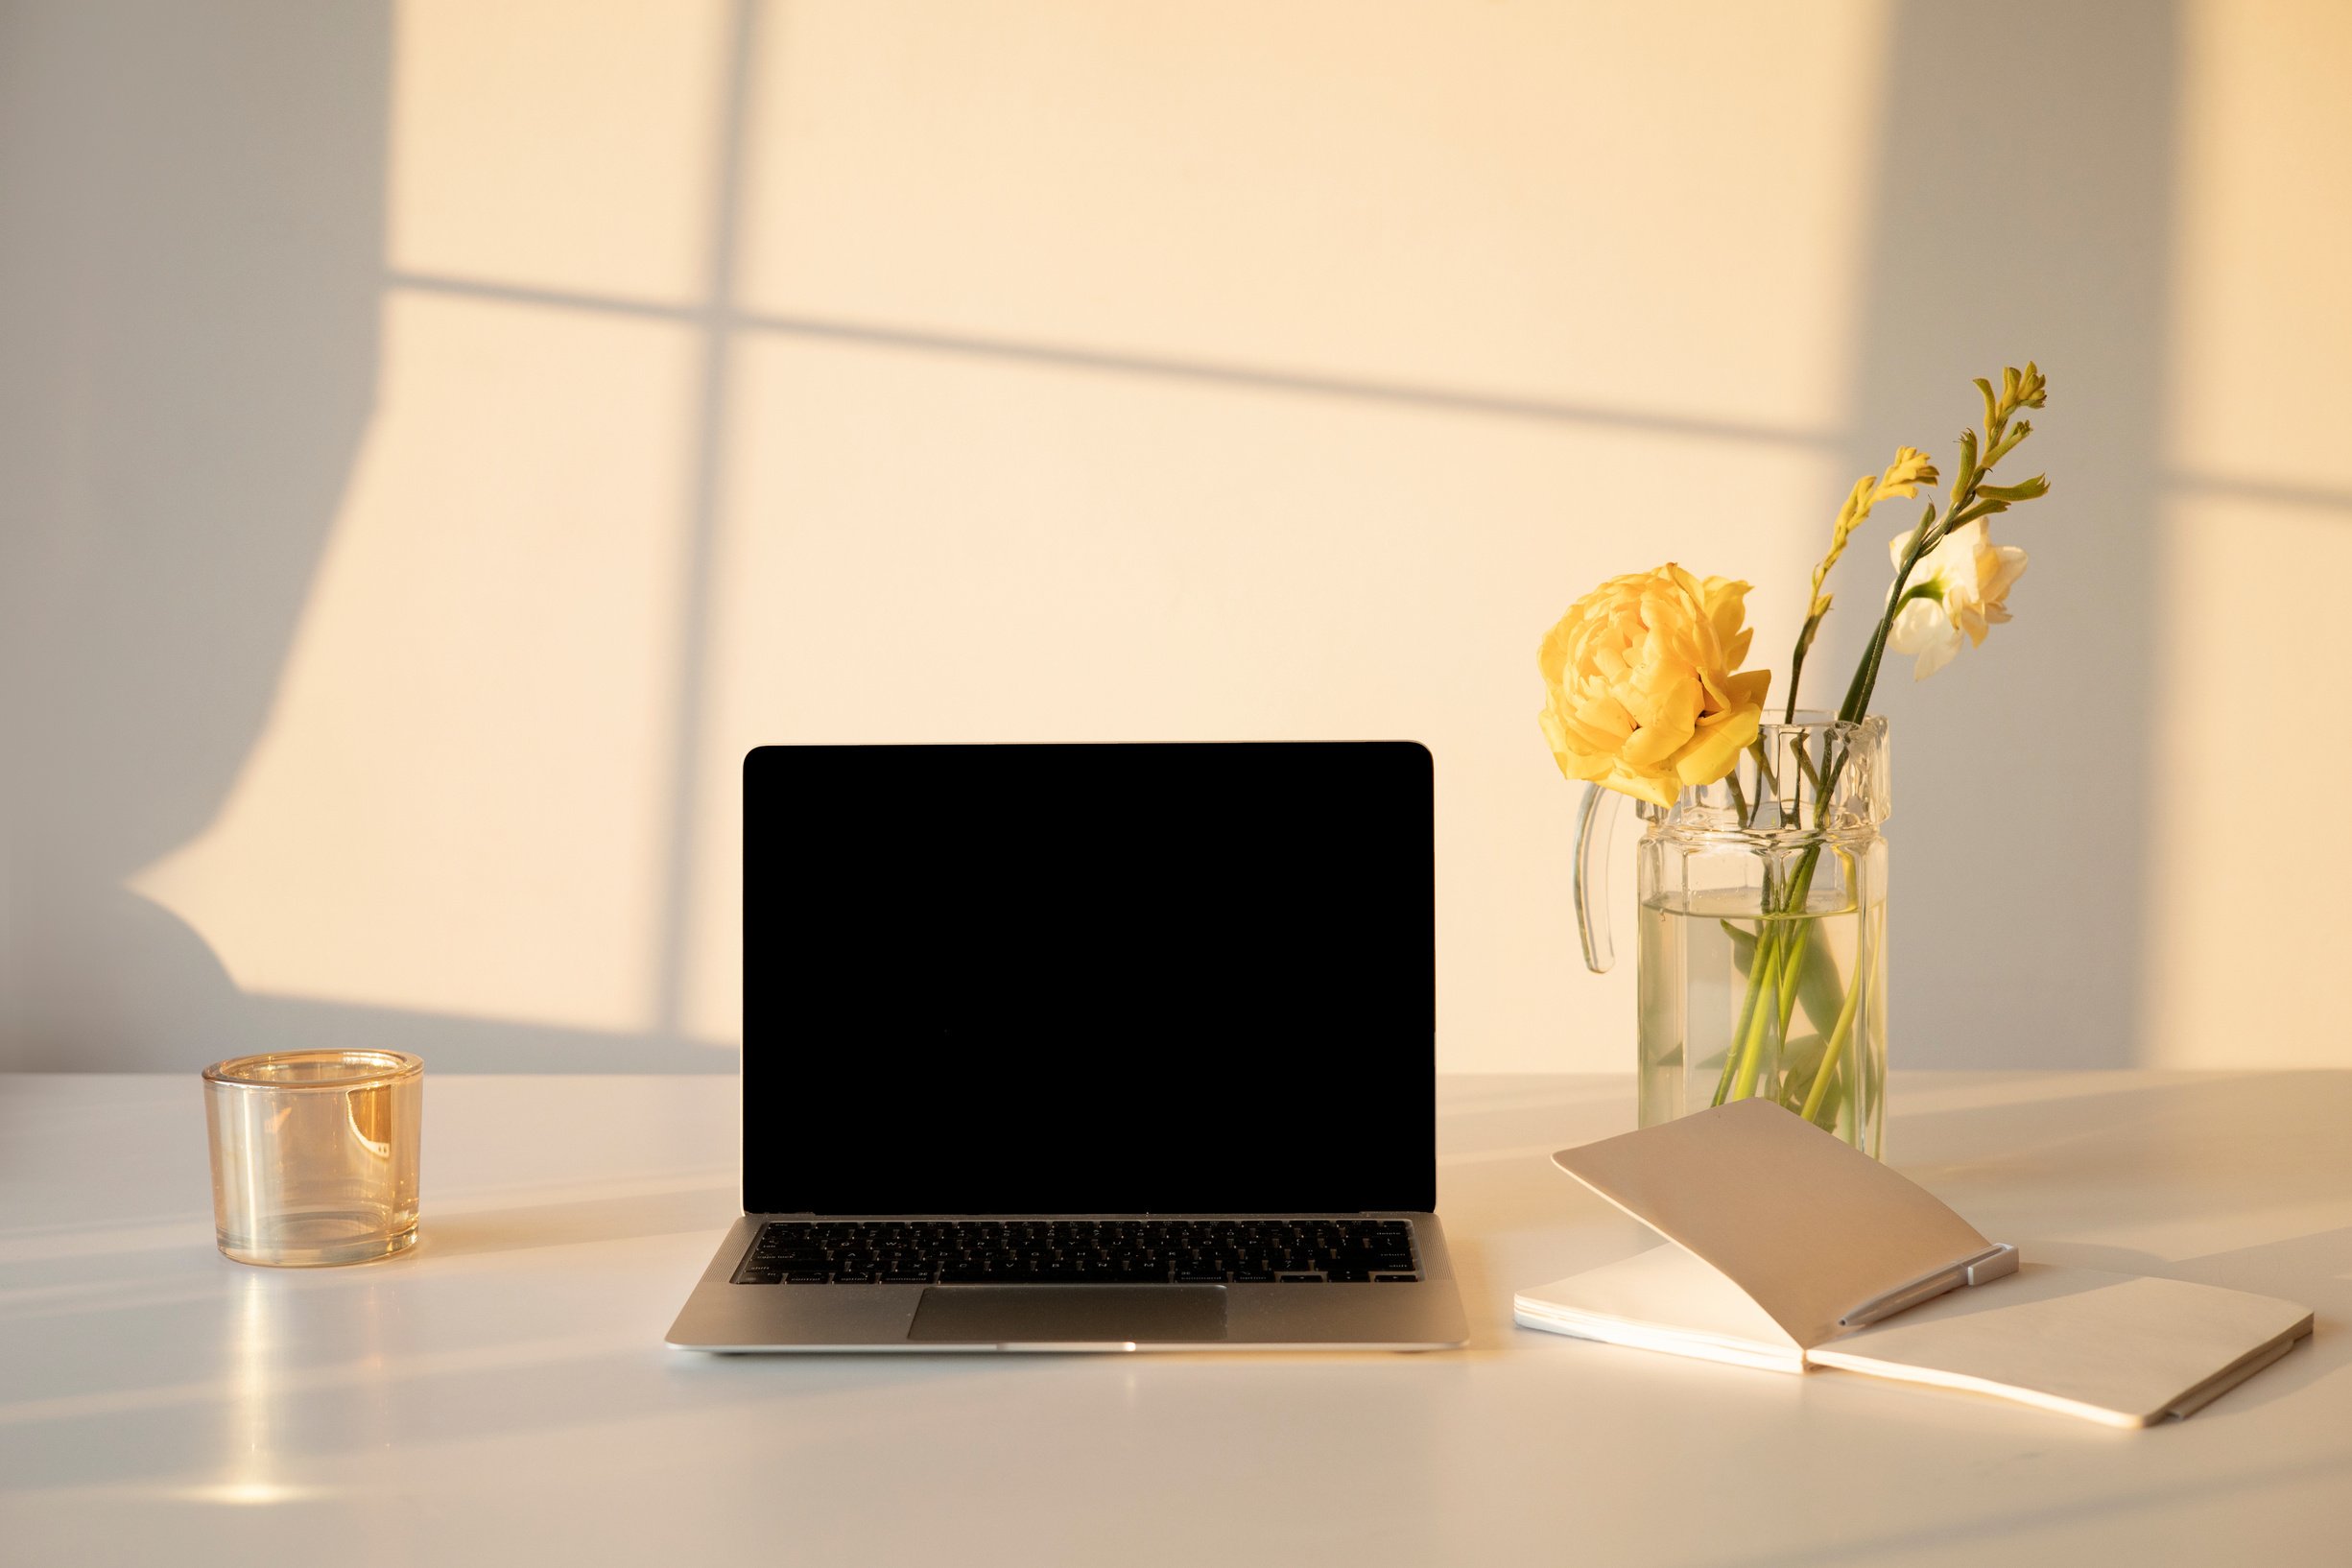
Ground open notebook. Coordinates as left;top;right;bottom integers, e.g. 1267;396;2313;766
1515;1101;2312;1427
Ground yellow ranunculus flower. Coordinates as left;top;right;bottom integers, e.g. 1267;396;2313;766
1538;564;1772;808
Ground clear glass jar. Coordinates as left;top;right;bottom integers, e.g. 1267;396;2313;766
202;1049;424;1266
1575;714;1889;1156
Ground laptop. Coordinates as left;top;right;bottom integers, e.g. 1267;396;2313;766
666;740;1467;1352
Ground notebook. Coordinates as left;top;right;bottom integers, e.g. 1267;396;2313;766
1515;1100;2313;1427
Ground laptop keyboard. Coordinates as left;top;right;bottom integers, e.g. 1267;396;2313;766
734;1218;1420;1285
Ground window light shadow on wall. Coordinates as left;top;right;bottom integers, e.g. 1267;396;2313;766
110;0;1885;1071
12;1;2348;1072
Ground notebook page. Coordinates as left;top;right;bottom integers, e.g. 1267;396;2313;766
1554;1099;1993;1350
1809;1265;2315;1427
1514;1244;1806;1373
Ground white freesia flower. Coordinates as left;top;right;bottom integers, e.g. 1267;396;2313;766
1885;518;2029;680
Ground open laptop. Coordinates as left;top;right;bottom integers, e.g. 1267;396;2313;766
666;740;1468;1352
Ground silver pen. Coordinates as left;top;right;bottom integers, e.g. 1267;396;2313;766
1838;1242;2019;1329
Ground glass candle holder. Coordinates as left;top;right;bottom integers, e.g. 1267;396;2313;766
202;1050;423;1267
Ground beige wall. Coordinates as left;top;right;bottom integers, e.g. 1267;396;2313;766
3;0;2346;1073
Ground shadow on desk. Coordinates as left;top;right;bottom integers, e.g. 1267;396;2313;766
1719;1445;2352;1568
420;1187;736;1261
1894;1072;2352;1204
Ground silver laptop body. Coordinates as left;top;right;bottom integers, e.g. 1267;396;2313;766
667;741;1468;1353
666;1210;1466;1351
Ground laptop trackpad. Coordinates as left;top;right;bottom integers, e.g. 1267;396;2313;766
909;1286;1227;1344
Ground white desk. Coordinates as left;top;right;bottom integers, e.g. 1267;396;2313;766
3;1071;2347;1565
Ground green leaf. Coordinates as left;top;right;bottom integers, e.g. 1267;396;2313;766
1805;1061;1845;1130
1977;475;2049;503
1793;924;1846;1039
1776;1033;1829;1111
1946;496;2010;529
1721;919;1759;981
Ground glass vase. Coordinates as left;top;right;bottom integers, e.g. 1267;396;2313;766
1574;714;1890;1156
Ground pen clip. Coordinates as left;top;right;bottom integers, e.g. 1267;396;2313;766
1838;1242;2018;1329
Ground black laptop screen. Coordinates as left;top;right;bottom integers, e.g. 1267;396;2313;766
742;742;1436;1215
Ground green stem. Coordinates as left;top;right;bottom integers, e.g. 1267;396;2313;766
1838;588;1907;725
1792;740;1825;799
1727;953;1778;1102
1717;737;1845;1110
1785;617;1820;725
1800;940;1866;1125
1772;858;1822;1034
1713;919;1778;1106
1747;740;1781;819
1838;504;1947;724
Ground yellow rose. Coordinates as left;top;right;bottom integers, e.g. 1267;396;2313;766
1538;563;1772;808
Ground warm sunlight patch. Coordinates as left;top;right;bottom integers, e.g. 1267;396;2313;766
2171;0;2352;491
675;335;1849;1063
390;0;731;304
2145;490;2352;1068
733;0;1890;432
133;292;699;1032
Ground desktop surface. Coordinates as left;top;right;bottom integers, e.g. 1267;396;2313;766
5;1069;2349;1566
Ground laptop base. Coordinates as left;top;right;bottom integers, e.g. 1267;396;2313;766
667;1212;1469;1352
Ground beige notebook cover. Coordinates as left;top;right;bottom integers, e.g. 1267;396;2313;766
1517;1101;2314;1426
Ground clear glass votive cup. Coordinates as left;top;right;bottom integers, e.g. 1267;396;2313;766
202;1050;423;1267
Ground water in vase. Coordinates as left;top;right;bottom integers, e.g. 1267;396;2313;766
1637;886;1886;1152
